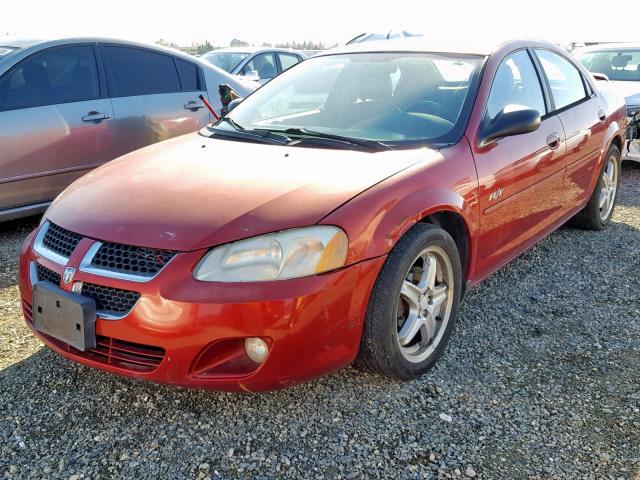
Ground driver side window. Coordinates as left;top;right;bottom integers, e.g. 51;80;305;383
486;50;546;120
242;53;277;80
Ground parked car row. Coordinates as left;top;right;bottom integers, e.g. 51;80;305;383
15;36;627;391
0;37;256;221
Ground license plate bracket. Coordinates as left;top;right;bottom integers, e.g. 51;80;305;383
32;281;97;351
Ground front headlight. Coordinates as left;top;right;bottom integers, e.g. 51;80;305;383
193;226;348;282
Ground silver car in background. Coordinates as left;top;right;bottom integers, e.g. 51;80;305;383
201;47;305;84
0;37;255;221
575;43;640;162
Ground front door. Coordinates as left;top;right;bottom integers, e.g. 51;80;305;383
473;49;567;280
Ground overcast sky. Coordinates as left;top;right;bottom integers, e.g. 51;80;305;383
2;0;636;47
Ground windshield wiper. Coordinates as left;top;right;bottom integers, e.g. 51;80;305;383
217;116;246;131
256;127;392;151
206;121;291;145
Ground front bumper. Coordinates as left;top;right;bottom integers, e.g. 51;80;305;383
19;226;385;391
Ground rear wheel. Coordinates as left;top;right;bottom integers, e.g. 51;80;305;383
571;145;621;230
357;223;462;380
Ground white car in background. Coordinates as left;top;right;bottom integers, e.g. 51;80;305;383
201;47;305;84
575;43;640;162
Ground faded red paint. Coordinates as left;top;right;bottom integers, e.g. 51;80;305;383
19;40;626;390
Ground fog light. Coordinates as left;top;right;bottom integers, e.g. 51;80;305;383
244;337;269;363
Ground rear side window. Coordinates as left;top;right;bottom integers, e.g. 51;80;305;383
0;45;99;111
486;50;546;120
535;49;587;110
279;53;301;72
104;46;181;96
176;59;201;91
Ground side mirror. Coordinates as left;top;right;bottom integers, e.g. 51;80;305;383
241;70;260;82
479;107;541;147
227;97;243;113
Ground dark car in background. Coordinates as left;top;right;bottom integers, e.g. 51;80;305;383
0;37;255;221
201;47;305;84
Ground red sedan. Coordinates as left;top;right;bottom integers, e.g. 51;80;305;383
19;39;626;391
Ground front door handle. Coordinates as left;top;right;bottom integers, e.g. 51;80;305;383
546;133;560;150
184;101;205;110
598;109;607;122
82;111;111;122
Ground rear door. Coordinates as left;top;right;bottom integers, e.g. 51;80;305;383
102;44;209;158
532;49;608;207
0;44;114;212
473;49;567;279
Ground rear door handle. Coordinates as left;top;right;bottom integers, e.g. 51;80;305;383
184;101;205;110
546;133;560;150
598;109;607;122
82;111;111;122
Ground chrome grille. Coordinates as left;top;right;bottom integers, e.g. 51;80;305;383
80;283;140;315
90;242;176;278
42;222;82;258
36;264;61;285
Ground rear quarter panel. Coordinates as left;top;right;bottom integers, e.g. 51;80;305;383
584;79;627;196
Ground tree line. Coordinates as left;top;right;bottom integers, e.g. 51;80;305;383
156;38;333;55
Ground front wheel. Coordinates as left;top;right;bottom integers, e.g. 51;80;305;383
357;223;462;380
570;145;621;230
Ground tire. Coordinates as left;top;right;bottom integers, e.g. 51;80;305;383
357;223;462;380
570;145;621;230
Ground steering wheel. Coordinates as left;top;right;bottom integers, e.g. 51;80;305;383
404;100;453;123
350;111;454;140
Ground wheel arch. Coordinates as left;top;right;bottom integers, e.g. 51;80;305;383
418;210;472;282
610;133;623;153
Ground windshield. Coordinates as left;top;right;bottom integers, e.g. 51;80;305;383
224;52;485;145
202;52;250;73
578;49;640;82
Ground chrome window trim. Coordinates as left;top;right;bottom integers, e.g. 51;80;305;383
32;222;69;266
79;241;174;283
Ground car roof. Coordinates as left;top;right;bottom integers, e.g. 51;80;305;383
0;36;205;62
0;36;248;82
204;47;302;55
575;42;640;53
319;37;551;57
0;38;44;49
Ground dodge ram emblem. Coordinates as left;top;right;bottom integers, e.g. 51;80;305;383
63;267;76;285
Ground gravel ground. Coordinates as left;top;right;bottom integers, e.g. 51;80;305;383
1;164;639;480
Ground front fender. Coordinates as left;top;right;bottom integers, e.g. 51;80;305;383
321;141;479;277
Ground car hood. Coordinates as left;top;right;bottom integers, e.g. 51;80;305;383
604;80;640;107
47;134;429;251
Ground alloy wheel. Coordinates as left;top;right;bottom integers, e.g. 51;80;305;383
599;154;618;221
396;246;454;363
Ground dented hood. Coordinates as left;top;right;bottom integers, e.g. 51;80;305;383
47;133;427;251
